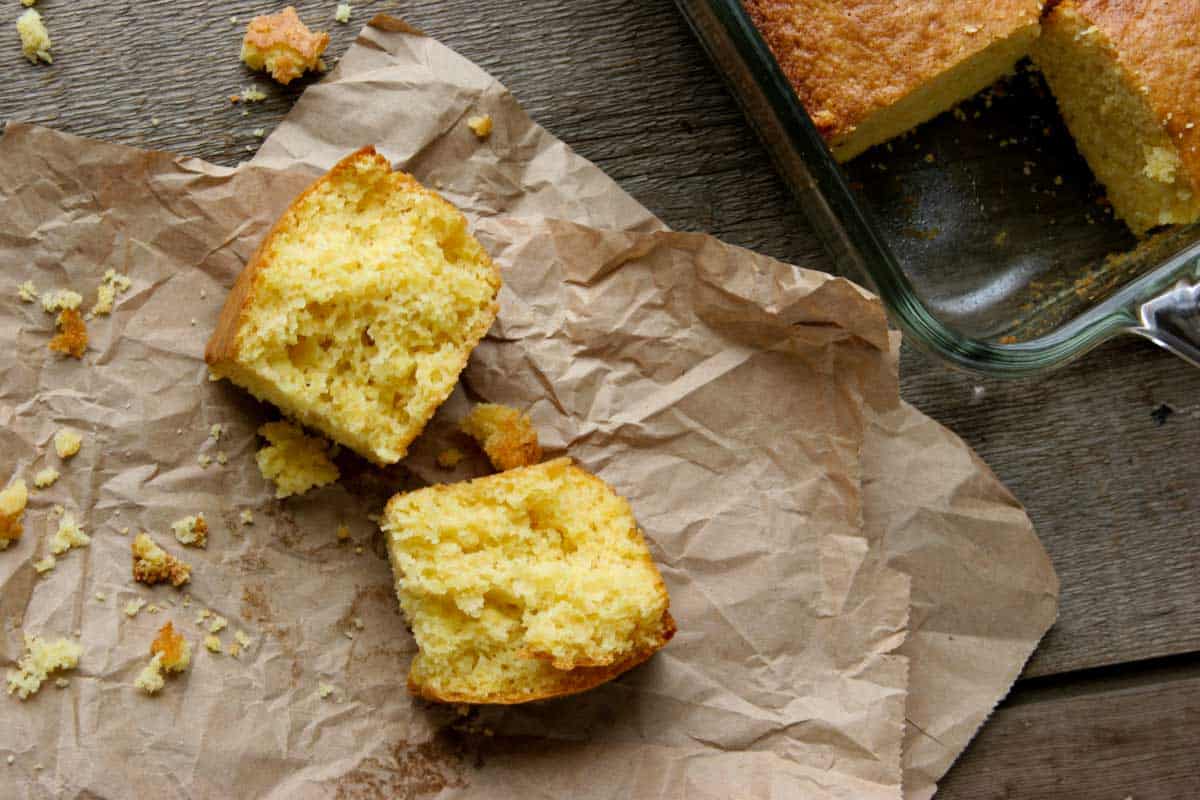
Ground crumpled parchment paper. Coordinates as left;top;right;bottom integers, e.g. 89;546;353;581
0;14;1058;800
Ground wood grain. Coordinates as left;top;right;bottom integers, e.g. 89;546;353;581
3;0;1199;681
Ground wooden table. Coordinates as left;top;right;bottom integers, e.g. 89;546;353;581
4;1;1198;796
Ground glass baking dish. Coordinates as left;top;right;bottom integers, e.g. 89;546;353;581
676;0;1200;377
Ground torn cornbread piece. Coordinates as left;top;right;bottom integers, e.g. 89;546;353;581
461;403;542;471
255;421;339;498
16;8;51;65
90;269;132;317
1035;1;1200;235
0;478;28;551
205;147;501;466
33;468;59;489
383;457;674;704
49;309;87;358
467;114;493;139
40;288;80;314
171;514;208;548
6;635;81;699
131;533;191;587
53;428;81;459
744;1;1044;162
47;512;89;555
18;280;38;303
240;6;329;85
136;622;191;695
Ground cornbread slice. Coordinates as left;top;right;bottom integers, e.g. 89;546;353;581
206;147;501;466
383;458;674;704
460;403;542;471
1035;1;1200;235
0;478;28;550
240;6;329;85
744;0;1045;161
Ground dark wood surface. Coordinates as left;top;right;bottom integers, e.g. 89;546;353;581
4;0;1198;796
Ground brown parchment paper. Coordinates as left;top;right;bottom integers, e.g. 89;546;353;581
0;123;912;798
254;17;1058;799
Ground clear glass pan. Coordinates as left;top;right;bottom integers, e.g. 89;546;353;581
677;0;1200;377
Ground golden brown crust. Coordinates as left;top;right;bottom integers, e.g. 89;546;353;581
460;404;543;472
48;308;87;358
1057;0;1200;190
408;611;676;705
744;0;1042;146
241;6;329;85
150;621;187;665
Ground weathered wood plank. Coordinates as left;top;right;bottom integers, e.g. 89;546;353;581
938;665;1200;799
3;0;1200;679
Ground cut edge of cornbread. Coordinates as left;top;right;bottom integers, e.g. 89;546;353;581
832;22;1041;162
383;457;674;704
1035;3;1200;235
205;145;501;466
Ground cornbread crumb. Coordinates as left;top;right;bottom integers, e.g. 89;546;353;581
317;682;335;698
171;514;208;548
195;609;211;625
240;509;254;526
6;755;13;764
334;3;351;23
210;424;224;441
436;448;465;468
336;523;350;541
49;309;88;358
135;654;166;695
228;642;243;658
255;422;340;498
54;428;82;459
241;6;329;85
240;86;267;102
90;270;132;316
33;555;56;574
21;0;35;7
204;635;222;654
383;458;674;703
0;478;28;549
467;114;493;139
460;404;542;471
352;617;364;630
40;289;81;314
54;677;69;688
16;8;51;65
205;147;501;466
235;630;252;649
208;616;228;634
33;468;59;489
197;454;212;468
18;281;37;303
94;592;105;602
151;621;192;673
131;533;191;587
146;604;162;614
124;598;147;617
48;512;89;555
6;635;81;699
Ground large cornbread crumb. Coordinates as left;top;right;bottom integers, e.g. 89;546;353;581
6;635;81;699
206;146;501;465
47;512;89;555
1035;1;1200;234
134;654;166;695
16;8;51;65
131;533;191;587
240;6;329;85
33;468;59;489
0;478;28;550
383;458;674;704
54;428;82;459
40;289;80;313
90;269;132;317
255;421;340;498
171;514;208;548
467;115;493;139
151;622;192;672
18;281;37;303
48;309;87;358
461;403;542;471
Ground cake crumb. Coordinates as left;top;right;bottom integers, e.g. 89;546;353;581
256;421;340;498
5;635;81;699
204;635;222;654
131;533;191;587
241;7;329;85
54;428;82;459
467;114;493;139
49;309;88;359
16;9;52;65
18;281;37;303
171;514;208;548
33;468;59;489
436;448;465;468
124;598;146;617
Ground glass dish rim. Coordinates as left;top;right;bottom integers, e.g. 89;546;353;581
676;0;1200;378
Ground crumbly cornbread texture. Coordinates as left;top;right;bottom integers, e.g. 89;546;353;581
255;421;340;498
240;6;329;85
383;457;674;704
460;403;542;471
1035;1;1200;234
47;512;89;555
744;0;1044;161
131;533;191;587
6;635;81;699
171;514;208;548
49;309;87;358
16;8;51;65
0;478;28;550
54;428;82;459
205;146;501;465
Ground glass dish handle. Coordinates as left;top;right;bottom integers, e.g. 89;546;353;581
1134;277;1200;367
